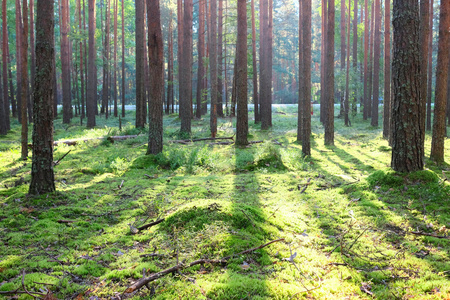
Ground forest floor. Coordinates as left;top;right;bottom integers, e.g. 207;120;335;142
0;106;449;300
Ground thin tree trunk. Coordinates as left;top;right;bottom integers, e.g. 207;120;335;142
426;0;433;131
209;0;218;137
298;0;303;142
102;0;110;118
383;0;391;139
344;0;351;126
352;0;357;114
339;0;346;117
87;0;97;128
15;0;22;123
177;0;183;117
324;0;334;146
20;0;28;159
367;2;374;119
121;0;125;117
363;0;368;120
2;0;10;131
29;0;35;123
217;0;224;117
61;0;71;124
371;0;380;127
430;0;449;163
113;0;118;117
251;0;259;123
302;0;312;156
419;0;430;140
8;50;16;119
78;0;85;119
196;2;204;118
320;0;327;123
135;0;145;127
168;11;174;115
180;0;193;133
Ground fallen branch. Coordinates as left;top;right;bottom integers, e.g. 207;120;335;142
0;270;47;298
107;135;138;143
53;150;71;166
170;136;235;144
410;231;449;239
240;209;255;227
298;178;312;194
57;220;76;224
123;238;284;294
136;218;165;231
249;140;282;146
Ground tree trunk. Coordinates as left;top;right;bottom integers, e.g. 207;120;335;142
102;0;110;118
383;0;391;139
1;0;9;133
180;0;193;134
298;0;303;142
29;0;56;195
20;0;28;159
235;0;248;146
78;0;85;119
352;0;357;114
15;0;22;123
29;0;35;123
217;0;224;118
367;2;374;119
7;49;16;120
391;0;423;172
371;0;380;127
167;11;174;115
324;0;334;146
339;0;346;118
260;0;269;129
87;0;97;128
430;0;449;163
344;0;351;126
426;0;433;131
61;0;71;124
177;0;183;116
209;0;218;137
363;0;368;120
196;1;204;118
121;0;125;117
320;0;327;124
251;0;259;123
135;0;145;128
113;0;118;117
146;0;164;154
302;0;312;156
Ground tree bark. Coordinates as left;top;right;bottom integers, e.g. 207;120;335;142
1;0;8;134
344;0;351;126
61;0;71;124
20;0;28;160
102;0;110;118
196;1;204;118
113;0;118;117
135;0;145;128
430;0;449;163
367;2;374;119
177;0;183;116
324;0;335;146
363;0;368;120
180;0;193;134
15;0;22;123
352;0;357;114
235;0;248;146
302;0;312;156
209;0;218;137
426;0;433;131
167;11;174;115
121;0;125;117
391;0;423;172
371;0;380;127
251;0;259;123
29;0;35;123
383;0;391;139
78;0;85;119
320;0;327;124
29;0;56;195
146;0;164;154
418;0;429;142
87;0;97;128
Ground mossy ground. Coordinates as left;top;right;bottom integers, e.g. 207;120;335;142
0;107;449;299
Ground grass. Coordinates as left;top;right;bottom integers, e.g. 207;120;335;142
0;106;449;299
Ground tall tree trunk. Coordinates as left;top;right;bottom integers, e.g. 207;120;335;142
267;0;273;127
83;0;88;119
260;0;269;129
217;0;224;117
235;0;248;145
371;0;380;127
135;0;145;127
180;0;193;134
302;0;312;156
339;0;346;117
298;0;304;141
15;0;22;123
352;0;357;114
324;0;335;145
209;0;218;137
7;48;16;120
29;0;35;123
61;0;71;124
147;0;164;154
20;0;28;159
363;0;368;120
168;11;174;115
102;0;110;118
419;0;429;140
251;0;259;123
177;0;183;117
383;0;391;139
2;0;9;132
113;0;118;117
367;2;374;119
344;0;351;126
391;0;423;172
78;0;85;119
29;0;55;195
320;0;327;123
121;0;125;117
196;1;204;118
87;0;97;128
430;0;449;163
426;0;433;131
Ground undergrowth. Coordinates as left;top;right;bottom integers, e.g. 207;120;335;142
0;107;449;299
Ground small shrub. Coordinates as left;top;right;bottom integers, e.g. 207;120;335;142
110;157;131;175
